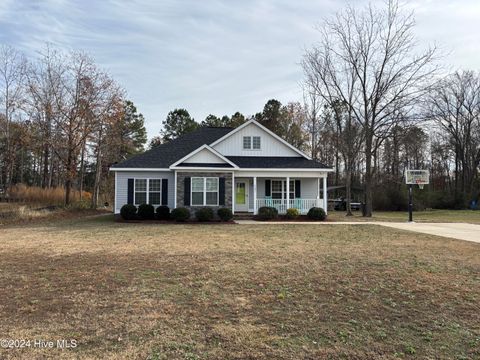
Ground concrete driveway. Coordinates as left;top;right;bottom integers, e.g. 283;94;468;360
236;220;480;244
377;222;480;243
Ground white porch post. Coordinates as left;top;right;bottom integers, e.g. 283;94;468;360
286;176;290;211
253;177;257;214
323;176;328;214
317;177;320;200
232;171;235;215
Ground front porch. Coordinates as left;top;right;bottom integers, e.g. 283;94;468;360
233;174;328;215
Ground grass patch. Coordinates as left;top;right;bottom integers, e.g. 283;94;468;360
0;217;478;359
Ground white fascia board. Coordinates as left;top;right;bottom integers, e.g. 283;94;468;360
236;168;334;172
169;144;239;169
171;167;237;171
209;119;312;160
109;168;170;172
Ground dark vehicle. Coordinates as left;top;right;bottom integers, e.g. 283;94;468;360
334;198;362;211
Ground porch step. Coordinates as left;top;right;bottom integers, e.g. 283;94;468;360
233;212;255;220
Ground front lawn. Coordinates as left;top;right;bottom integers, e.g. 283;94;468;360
0;216;479;359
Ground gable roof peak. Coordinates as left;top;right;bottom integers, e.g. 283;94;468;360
210;118;312;160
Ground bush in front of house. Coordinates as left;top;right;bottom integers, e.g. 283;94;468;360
195;207;214;222
217;207;233;221
138;203;155;220
156;205;170;220
120;204;137;220
285;208;300;220
257;206;278;220
307;207;326;221
171;207;191;222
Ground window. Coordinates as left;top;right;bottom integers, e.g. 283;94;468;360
271;180;295;200
134;179;147;205
243;136;251;149
206;178;219;205
191;178;205;206
149;179;162;205
134;178;162;205
271;180;283;200
243;136;261;150
191;177;219;206
252;136;261;149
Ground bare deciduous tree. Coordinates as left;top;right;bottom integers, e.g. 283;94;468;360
0;45;26;190
426;70;480;203
303;0;438;216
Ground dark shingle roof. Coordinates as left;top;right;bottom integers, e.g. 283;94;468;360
111;126;332;170
226;156;331;169
111;127;234;169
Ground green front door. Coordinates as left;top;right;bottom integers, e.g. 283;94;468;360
235;181;248;212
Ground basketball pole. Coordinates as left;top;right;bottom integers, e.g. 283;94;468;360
408;184;413;222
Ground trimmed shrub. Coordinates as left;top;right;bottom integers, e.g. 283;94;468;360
156;205;170;220
171;207;190;222
285;208;300;219
257;206;278;221
195;207;214;222
217;207;233;221
138;203;155;220
120;204;137;220
307;207;326;221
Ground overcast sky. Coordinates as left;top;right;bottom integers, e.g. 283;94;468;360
0;0;479;138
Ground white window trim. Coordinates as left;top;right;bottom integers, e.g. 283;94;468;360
242;136;251;150
190;177;219;206
134;178;162;206
242;136;261;151
252;136;261;150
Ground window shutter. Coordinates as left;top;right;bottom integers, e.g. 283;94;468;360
184;177;191;206
161;179;168;205
265;179;271;197
127;179;134;204
295;180;301;198
219;177;225;205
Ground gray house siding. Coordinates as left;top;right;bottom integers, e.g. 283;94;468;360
114;171;175;214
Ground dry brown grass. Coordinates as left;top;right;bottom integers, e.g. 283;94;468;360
7;184;91;205
0;203;106;226
0;217;479;359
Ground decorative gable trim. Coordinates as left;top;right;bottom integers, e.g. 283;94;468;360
169;144;239;169
209;119;312;160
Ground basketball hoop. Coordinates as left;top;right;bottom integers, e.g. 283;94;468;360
405;169;430;222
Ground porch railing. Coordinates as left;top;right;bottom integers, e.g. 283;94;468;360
255;198;323;215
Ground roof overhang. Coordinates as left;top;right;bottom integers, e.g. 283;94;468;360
109;167;170;171
235;168;334;172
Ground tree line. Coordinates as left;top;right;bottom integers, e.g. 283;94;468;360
0;45;147;206
1;0;479;214
148;1;479;214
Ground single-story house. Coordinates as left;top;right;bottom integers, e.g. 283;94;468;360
110;119;333;217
